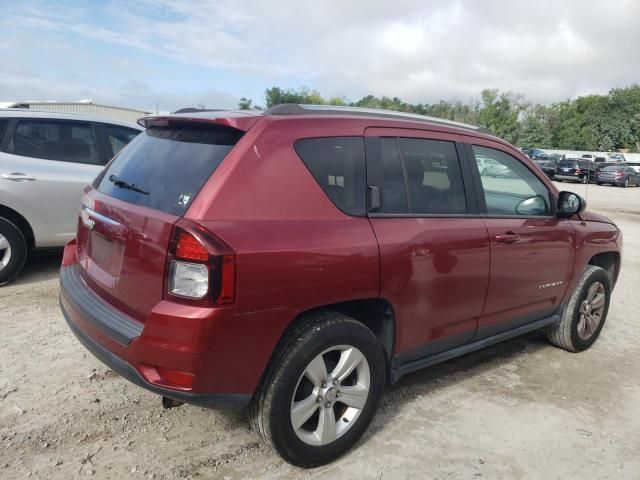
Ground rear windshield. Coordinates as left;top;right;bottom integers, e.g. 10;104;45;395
603;166;624;171
559;160;579;167
96;124;243;216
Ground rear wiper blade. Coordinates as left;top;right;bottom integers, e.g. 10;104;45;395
108;174;149;195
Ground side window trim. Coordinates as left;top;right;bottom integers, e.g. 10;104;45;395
465;140;557;218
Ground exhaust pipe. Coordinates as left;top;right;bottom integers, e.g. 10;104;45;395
162;397;184;409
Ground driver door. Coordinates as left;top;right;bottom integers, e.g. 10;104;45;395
465;139;575;337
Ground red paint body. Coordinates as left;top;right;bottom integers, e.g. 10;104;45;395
60;111;622;400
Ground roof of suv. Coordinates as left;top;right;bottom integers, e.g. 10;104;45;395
0;108;143;129
148;104;500;143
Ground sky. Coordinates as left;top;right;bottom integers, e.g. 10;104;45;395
1;0;639;112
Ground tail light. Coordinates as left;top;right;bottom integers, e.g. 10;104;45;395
164;220;236;306
575;168;583;173
615;172;624;177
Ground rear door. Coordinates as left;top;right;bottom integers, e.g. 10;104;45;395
0;118;107;247
77;122;243;322
465;139;575;337
365;128;490;364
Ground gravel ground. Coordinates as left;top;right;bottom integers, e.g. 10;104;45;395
1;181;639;479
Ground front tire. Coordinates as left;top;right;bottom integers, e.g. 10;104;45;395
546;265;611;352
250;311;385;467
0;217;28;286
623;178;629;188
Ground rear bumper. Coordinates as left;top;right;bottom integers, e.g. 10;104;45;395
61;299;251;410
555;174;584;182
596;177;624;184
59;242;265;410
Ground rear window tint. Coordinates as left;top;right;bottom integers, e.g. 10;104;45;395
559;160;579;167
96;125;242;216
294;137;366;216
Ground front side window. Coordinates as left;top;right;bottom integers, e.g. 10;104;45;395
397;138;467;214
7;119;101;164
472;145;550;216
294;137;366;216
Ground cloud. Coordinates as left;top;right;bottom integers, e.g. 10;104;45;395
1;0;639;109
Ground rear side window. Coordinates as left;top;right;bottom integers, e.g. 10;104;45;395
0;119;8;139
7;119;102;165
104;125;141;156
397;138;467;214
96;125;243;216
294;137;366;216
377;138;409;213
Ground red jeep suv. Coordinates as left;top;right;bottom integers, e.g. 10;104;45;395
60;105;622;467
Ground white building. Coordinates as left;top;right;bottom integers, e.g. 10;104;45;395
0;100;152;124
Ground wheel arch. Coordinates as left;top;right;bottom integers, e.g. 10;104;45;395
588;251;620;287
0;204;35;250
259;298;396;392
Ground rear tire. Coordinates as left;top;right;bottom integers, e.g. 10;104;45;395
0;217;28;286
546;266;611;352
581;175;588;184
250;311;385;467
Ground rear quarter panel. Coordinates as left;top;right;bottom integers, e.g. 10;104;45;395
187;117;380;380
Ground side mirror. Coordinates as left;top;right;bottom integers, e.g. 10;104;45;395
516;195;548;216
557;191;586;218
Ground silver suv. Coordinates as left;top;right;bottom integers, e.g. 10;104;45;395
0;110;142;284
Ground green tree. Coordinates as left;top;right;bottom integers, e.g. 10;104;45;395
238;97;253;110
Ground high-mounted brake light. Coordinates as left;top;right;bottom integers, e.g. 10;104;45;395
137;116;170;128
175;232;209;261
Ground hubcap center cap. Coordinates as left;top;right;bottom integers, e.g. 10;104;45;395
324;386;338;404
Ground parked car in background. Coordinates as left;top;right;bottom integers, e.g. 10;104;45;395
522;148;546;159
596;165;640;187
581;154;597;162
532;159;557;179
595;161;616;176
59;105;622;467
555;158;597;183
476;154;512;177
608;153;626;162
626;162;640;173
0;110;142;285
548;153;563;163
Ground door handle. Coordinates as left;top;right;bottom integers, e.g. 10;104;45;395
495;232;520;244
2;173;36;181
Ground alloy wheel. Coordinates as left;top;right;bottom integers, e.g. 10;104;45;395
0;234;11;271
577;281;606;340
290;345;370;446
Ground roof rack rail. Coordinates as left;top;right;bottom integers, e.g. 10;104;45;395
264;104;483;132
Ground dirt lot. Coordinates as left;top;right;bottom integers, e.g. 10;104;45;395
2;181;639;480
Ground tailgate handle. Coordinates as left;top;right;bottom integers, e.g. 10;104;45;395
81;207;128;242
